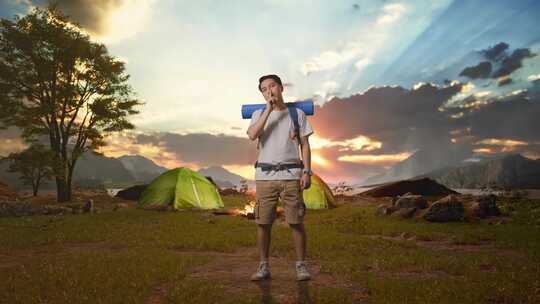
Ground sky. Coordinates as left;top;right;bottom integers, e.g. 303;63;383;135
1;0;540;184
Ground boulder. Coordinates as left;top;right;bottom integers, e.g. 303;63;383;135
83;199;94;213
470;195;500;218
423;195;464;222
395;195;428;209
115;185;147;201
0;201;43;217
219;188;240;196
375;204;398;216
391;207;418;219
376;204;391;216
42;205;71;215
113;202;129;211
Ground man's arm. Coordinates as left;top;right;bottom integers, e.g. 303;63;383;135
300;135;311;190
300;135;311;171
247;108;272;140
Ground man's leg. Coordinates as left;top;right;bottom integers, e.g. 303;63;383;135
257;224;272;262
252;180;278;281
290;223;306;261
281;180;311;281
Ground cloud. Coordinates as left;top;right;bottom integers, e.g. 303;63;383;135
492;48;536;78
376;3;406;25
309;82;464;152
481;42;509;61
28;0;155;42
527;74;540;82
458;43;535;82
497;76;512;87
354;58;372;71
133;132;258;167
338;152;412;164
459;61;492;79
300;2;405;75
314;81;341;101
301;49;364;75
461;92;540;143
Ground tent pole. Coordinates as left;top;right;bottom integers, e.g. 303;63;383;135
191;178;201;207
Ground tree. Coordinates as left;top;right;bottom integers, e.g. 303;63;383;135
2;144;55;196
0;5;142;202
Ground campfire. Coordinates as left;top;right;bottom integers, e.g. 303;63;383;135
231;201;256;218
213;201;284;219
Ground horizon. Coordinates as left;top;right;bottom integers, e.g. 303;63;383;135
1;0;539;184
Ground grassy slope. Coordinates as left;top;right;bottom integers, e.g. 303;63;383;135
0;193;539;303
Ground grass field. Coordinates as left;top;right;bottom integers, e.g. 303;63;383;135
1;192;539;303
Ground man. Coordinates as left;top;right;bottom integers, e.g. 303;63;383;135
246;74;314;281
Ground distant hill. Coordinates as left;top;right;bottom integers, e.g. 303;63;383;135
73;152;136;185
362;145;472;186
197;166;252;189
0;152;168;190
360;177;458;197
421;154;540;189
118;155;168;182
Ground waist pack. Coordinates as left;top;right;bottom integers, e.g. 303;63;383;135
254;161;304;172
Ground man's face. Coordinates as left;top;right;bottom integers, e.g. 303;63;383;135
260;78;283;103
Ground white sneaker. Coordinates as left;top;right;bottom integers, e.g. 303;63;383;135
251;261;271;281
296;261;311;281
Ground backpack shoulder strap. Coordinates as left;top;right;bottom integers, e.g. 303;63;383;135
287;105;301;147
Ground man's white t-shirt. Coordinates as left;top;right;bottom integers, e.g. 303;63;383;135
249;107;314;180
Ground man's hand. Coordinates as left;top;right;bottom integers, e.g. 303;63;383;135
266;98;275;112
300;173;311;190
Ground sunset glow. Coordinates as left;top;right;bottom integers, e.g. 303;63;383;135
477;138;529;146
338;152;412;164
309;135;382;152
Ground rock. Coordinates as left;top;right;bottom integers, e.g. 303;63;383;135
470;195;500;218
375;204;398;216
219;188;240;196
375;204;389;216
395;195;428;209
113;203;129;211
423;195;464;222
115;185;147;201
42;205;71;215
391;207;417;219
83;199;94;213
0;201;47;217
400;232;413;239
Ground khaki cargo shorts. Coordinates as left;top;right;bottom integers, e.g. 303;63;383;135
255;180;306;225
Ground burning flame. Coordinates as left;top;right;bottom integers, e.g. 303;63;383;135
223;201;284;219
236;201;256;216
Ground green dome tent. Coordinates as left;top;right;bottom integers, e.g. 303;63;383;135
138;168;224;209
303;174;336;209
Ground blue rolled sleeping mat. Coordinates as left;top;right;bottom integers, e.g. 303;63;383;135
241;100;314;119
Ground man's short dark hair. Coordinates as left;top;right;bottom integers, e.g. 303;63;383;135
258;74;283;91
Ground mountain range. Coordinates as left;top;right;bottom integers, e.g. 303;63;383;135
362;152;540;190
0;151;253;191
0;152;168;190
422;154;540;189
361;145;473;186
